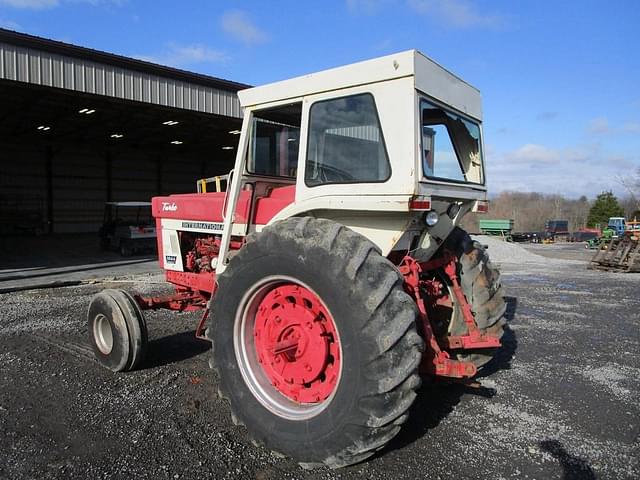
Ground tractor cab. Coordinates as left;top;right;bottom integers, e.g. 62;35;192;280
607;217;626;238
152;50;489;276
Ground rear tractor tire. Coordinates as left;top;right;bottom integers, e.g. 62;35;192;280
88;289;148;372
449;230;507;369
209;217;424;468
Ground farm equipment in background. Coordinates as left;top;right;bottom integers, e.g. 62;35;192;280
606;217;626;238
86;51;507;467
98;202;156;256
510;232;536;243
590;219;640;272
570;228;600;243
586;228;613;250
479;218;514;240
545;219;569;242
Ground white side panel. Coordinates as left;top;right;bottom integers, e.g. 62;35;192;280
238;50;482;122
414;52;482;120
239;50;415;107
269;195;412;222
322;213;416;256
161;228;183;271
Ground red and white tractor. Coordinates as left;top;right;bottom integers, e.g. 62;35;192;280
88;50;506;467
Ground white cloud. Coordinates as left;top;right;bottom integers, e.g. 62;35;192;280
136;43;227;68
0;0;58;8
486;143;637;197
407;0;507;29
504;144;560;164
221;10;268;45
585;118;640;136
588;117;610;134
0;18;21;29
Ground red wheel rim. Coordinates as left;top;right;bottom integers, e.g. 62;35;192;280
253;283;341;404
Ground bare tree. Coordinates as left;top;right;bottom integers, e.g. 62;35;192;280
616;167;640;211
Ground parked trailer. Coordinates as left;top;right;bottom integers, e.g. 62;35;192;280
545;219;569;242
479;219;514;239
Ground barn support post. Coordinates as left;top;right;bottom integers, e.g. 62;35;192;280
105;150;112;202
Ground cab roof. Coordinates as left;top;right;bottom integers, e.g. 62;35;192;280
238;50;482;121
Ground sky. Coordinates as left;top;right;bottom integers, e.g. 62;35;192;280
1;0;639;199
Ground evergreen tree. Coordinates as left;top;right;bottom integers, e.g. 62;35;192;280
587;191;625;227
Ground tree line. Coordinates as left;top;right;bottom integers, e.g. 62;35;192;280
461;168;640;233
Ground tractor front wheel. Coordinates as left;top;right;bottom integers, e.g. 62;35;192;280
88;289;148;372
209;218;424;468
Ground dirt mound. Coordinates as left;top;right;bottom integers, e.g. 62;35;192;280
472;235;548;265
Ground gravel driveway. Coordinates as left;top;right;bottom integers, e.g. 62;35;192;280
1;243;638;479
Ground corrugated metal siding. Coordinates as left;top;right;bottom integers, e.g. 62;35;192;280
0;42;242;118
327;126;380;142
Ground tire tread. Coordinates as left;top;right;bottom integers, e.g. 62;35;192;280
210;217;423;468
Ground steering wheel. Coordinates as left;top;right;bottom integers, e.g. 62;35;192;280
316;164;356;183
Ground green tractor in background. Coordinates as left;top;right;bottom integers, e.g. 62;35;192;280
586;227;614;250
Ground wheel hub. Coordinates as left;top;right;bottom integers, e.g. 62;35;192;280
253;284;340;403
93;313;113;355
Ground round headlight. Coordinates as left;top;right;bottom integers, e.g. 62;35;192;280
447;203;461;219
425;211;439;227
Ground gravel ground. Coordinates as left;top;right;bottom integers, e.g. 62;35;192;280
1;243;638;479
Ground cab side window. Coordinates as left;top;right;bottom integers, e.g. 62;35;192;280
305;93;390;186
247;102;302;177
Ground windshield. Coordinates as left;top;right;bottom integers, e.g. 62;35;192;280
420;99;484;184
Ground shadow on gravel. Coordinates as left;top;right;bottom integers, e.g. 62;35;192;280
142;330;210;369
380;295;520;457
540;440;596;480
477;296;518;379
